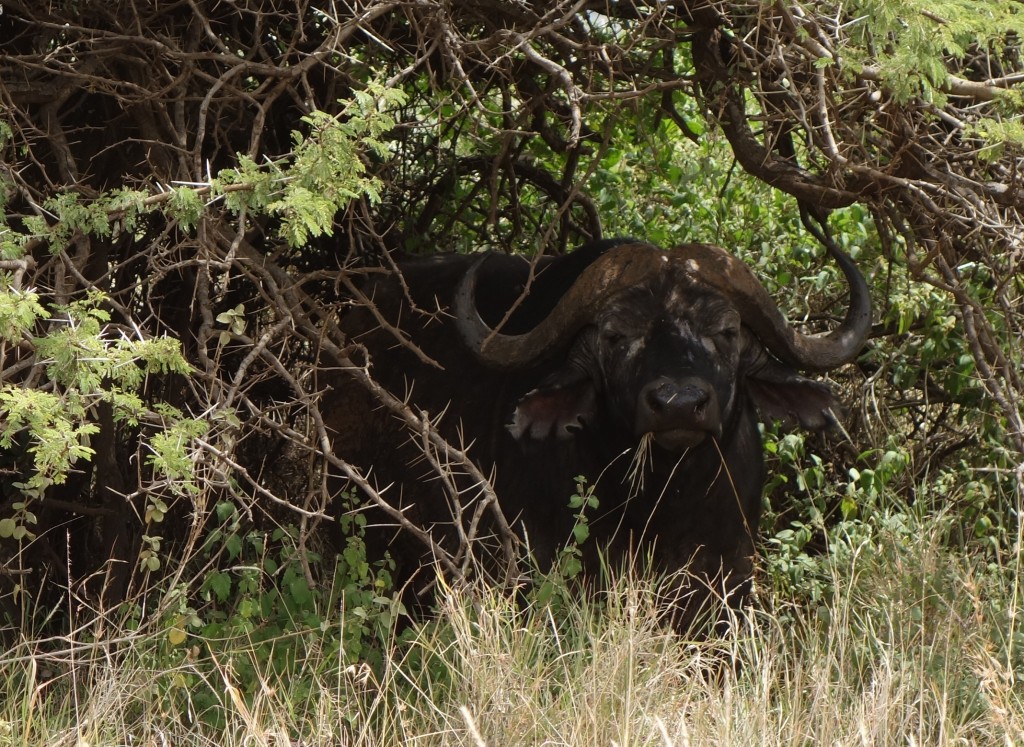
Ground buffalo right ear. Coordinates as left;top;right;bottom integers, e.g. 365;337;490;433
746;356;841;431
508;368;597;441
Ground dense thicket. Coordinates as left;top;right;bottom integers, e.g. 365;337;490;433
1;1;1022;627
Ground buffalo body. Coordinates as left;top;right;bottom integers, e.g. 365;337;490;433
329;239;870;630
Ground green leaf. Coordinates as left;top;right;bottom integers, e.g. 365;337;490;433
225;533;243;560
562;556;583;579
0;288;47;342
167;626;187;646
207;572;232;602
166;186;203;230
288;576;313;607
215;501;237;522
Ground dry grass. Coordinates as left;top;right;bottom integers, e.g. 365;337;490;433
1;513;1021;747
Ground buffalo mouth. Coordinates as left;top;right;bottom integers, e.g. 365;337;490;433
647;427;714;451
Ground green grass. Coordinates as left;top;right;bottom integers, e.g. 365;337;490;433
1;510;1021;746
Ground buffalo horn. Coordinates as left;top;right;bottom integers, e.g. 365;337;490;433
455;241;871;372
666;242;871;372
454;243;671;368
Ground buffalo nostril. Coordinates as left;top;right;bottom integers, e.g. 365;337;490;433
645;384;671;412
644;381;709;414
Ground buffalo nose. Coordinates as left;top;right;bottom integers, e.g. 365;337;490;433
638;377;721;435
644;379;708;413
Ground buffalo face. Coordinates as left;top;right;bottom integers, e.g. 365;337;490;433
506;268;841;455
460;242;871;452
595;274;742;451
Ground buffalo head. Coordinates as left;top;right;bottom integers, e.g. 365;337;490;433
454;242;871;454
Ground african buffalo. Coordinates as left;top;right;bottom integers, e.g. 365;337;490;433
330;238;870;630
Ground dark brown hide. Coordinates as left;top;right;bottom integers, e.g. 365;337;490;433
329;240;869;632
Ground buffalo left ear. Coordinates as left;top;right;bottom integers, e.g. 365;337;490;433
508;368;597;441
747;357;841;431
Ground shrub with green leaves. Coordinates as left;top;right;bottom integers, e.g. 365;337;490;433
0;290;193;496
0;79;413;639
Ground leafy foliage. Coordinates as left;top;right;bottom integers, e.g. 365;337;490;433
842;0;1024;101
533;476;600;609
0;291;192;494
215;83;408;246
0;70;409;637
0;287;44;342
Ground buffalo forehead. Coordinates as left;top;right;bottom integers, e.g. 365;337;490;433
604;276;736;333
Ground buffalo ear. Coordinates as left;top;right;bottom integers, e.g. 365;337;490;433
747;357;841;431
509;368;597;441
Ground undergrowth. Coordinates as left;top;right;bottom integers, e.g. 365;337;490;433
0;490;1021;746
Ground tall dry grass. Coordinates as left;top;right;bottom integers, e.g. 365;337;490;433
1;510;1020;746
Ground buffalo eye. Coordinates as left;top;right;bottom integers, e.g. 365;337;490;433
713;325;740;348
601;329;626;347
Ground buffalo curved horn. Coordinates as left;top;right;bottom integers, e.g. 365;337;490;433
454;242;672;368
455;241;871;372
667;242;872;372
